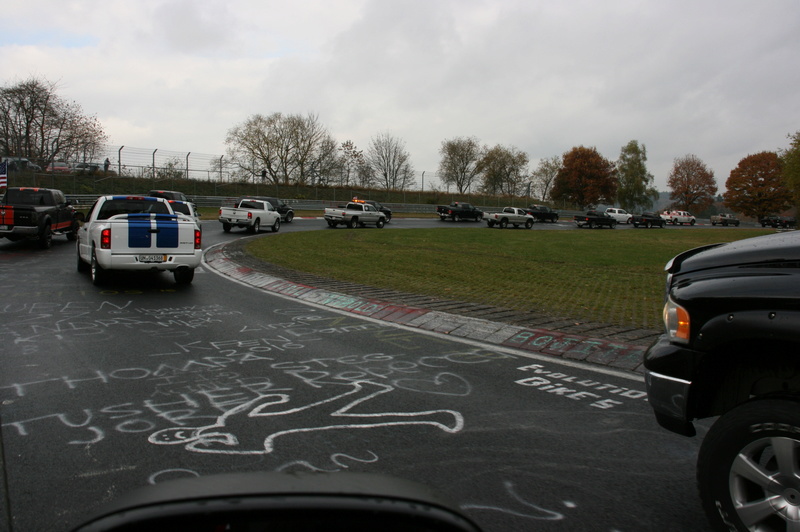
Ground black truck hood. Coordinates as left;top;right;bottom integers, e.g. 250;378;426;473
667;231;800;275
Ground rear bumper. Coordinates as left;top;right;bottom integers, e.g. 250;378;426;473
0;226;39;237
97;251;201;271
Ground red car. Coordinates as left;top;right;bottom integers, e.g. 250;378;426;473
46;161;71;173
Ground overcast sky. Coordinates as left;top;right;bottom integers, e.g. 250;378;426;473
2;0;798;191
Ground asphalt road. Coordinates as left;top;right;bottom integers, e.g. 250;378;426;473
0;217;720;531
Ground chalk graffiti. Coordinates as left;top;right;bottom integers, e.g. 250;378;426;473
462;480;566;520
514;363;646;410
276;450;380;473
148;381;464;455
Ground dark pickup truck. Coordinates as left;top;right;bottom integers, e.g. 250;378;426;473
436;202;483;222
525;204;559;222
573;210;616;228
643;232;800;531
631;212;665;228
0;187;79;248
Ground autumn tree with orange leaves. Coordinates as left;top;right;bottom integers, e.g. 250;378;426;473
550;146;616;209
724;151;790;219
667;154;717;212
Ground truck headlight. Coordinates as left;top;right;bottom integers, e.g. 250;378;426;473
663;297;690;343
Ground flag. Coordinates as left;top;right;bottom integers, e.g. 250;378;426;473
0;161;7;188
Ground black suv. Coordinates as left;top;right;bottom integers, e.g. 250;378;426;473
364;200;392;222
644;231;800;531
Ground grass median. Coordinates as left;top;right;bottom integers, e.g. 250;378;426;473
245;227;773;331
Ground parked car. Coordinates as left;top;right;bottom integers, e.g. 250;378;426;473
604;207;632;224
1;157;41;173
631;212;665;228
73;162;101;175
46;161;71;173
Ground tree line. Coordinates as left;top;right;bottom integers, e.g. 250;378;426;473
2;76;798;218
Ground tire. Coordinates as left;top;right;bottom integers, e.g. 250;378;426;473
271;218;281;232
90;248;107;286
525;219;533;229
77;243;90;273
348;217;358;229
173;268;194;285
691;219;696;225
453;214;461;222
222;222;231;232
249;218;260;233
499;219;508;229
645;221;651;228
475;214;483;222
626;217;632;224
39;224;52;249
327;220;337;228
487;220;495;228
285;212;294;223
588;221;596;229
376;218;385;228
439;216;447;221
610;221;617;229
697;399;800;532
66;220;79;241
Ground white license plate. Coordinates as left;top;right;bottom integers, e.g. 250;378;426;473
139;254;166;263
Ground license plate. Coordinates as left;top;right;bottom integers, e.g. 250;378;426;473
0;225;7;230
139;254;166;263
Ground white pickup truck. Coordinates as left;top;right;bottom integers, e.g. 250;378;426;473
218;197;282;233
324;200;387;228
484;207;534;229
77;195;202;285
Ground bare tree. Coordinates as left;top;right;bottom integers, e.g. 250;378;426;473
0;76;107;166
365;132;415;191
225;112;338;186
530;155;561;201
338;140;364;187
437;136;484;194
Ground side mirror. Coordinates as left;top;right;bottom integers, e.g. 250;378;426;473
70;472;483;532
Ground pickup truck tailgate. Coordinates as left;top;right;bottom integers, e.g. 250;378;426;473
114;213;193;252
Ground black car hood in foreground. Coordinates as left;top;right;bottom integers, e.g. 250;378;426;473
667;231;800;277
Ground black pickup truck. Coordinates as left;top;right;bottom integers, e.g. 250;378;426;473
643;232;800;531
525;204;559;222
630;212;665;228
436;202;483;222
0;187;79;248
573;210;616;228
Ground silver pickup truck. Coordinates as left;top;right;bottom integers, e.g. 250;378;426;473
324;200;386;228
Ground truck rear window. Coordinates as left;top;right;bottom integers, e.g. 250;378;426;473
97;200;171;220
4;189;55;206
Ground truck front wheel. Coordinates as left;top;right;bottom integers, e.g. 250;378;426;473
698;399;800;532
376;218;385;228
271;218;281;232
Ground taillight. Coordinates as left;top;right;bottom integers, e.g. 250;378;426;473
194;229;201;249
218;208;222;216
100;228;111;249
247;212;252;219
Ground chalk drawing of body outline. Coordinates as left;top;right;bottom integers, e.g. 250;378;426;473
148;381;464;455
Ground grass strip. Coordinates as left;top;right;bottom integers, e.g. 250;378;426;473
245;227;773;330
